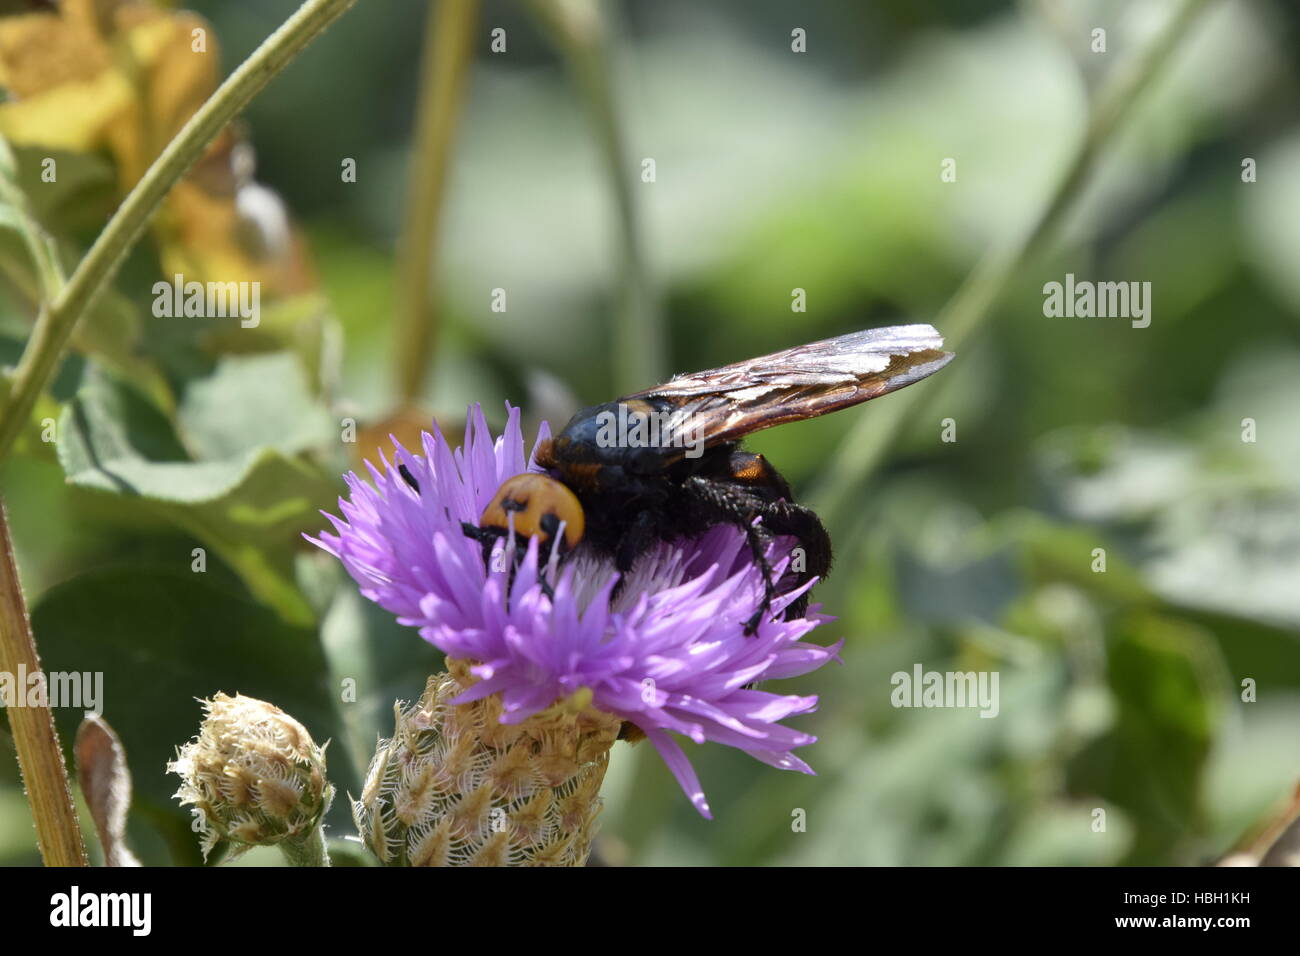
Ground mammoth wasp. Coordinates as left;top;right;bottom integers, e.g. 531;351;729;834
460;324;954;633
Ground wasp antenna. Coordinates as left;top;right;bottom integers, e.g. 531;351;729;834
545;520;566;581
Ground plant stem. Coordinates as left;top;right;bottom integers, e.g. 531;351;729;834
279;824;330;867
0;495;87;866
392;0;480;406
809;0;1216;527
525;0;664;392
0;0;361;464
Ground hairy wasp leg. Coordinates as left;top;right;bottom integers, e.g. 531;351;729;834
461;521;558;602
680;477;779;634
682;477;834;631
610;509;658;603
462;521;521;602
741;522;779;635
461;521;500;570
750;500;832;619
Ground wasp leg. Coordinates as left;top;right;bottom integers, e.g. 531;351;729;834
398;464;420;492
717;450;832;612
681;477;832;632
617;721;646;743
741;523;778;635
608;509;658;606
680;477;781;634
614;510;658;572
460;522;557;602
461;521;501;570
749;499;832;619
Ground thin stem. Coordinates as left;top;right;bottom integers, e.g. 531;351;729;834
525;0;664;391
809;0;1216;527
392;0;480;406
0;495;87;866
0;0;361;463
279;824;330;867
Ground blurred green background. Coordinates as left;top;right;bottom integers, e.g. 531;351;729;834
1;0;1298;865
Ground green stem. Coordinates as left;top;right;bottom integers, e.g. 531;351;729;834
525;0;664;391
0;495;87;866
279;825;330;867
809;0;1216;527
0;0;361;464
392;0;480;406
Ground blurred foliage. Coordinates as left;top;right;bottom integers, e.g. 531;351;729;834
1;0;1298;866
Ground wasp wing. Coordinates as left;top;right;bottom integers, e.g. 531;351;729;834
627;324;953;449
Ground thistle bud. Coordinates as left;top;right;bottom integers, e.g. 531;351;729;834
169;693;333;864
354;663;620;866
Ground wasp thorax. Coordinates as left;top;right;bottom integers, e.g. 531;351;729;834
480;473;585;551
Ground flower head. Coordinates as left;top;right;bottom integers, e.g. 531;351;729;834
168;693;332;858
311;405;841;818
353;671;619;866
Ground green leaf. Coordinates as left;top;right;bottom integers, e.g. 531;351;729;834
57;364;341;624
30;567;354;865
177;352;336;460
0;135;170;409
1072;612;1224;864
1039;414;1300;627
0;134;64;300
1011;512;1152;605
0;133;15;181
7;146;117;239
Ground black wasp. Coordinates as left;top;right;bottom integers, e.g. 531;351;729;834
447;325;954;632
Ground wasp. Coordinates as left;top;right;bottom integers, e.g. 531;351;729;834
461;324;953;632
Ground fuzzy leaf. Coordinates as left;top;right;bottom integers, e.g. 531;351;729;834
57;363;341;624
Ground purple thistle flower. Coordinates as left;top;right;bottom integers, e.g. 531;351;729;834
310;404;842;818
